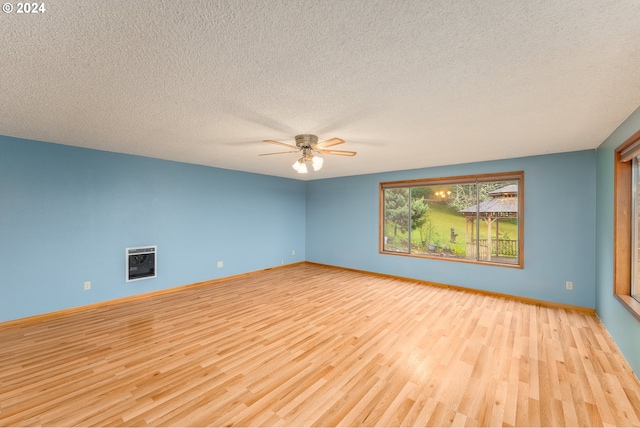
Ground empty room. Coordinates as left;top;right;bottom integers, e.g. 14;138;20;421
2;1;640;426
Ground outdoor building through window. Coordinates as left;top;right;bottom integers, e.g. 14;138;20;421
380;172;524;268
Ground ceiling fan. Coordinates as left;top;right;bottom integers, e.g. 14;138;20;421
259;134;356;173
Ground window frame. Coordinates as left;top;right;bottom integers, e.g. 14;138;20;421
379;171;524;268
614;129;640;322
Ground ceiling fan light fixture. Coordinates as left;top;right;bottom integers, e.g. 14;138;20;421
312;155;323;171
292;159;308;173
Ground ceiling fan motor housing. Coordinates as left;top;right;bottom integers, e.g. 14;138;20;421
295;134;318;149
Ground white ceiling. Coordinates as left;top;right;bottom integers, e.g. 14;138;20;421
2;0;640;180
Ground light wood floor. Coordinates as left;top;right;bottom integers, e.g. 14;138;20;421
1;263;640;426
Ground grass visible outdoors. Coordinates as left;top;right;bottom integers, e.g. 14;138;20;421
384;201;518;257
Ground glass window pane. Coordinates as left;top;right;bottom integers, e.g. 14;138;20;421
475;181;519;265
410;184;475;259
633;158;640;302
383;188;410;253
409;186;431;254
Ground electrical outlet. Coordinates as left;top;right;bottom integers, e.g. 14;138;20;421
84;281;91;290
292;250;295;255
566;281;573;290
217;261;223;268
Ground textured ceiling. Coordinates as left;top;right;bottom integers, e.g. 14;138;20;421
2;0;640;180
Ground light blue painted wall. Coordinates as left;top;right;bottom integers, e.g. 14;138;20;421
595;105;640;375
3;112;638;376
306;150;597;308
0;135;306;323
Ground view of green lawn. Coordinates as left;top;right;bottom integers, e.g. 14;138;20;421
384;201;518;257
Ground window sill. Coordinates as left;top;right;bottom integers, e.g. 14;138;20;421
380;249;523;269
614;293;640;323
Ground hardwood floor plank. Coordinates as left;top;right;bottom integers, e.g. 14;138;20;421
1;263;639;426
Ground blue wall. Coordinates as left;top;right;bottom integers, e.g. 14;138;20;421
595;105;640;374
0;136;306;323
306;150;597;309
3;126;639;376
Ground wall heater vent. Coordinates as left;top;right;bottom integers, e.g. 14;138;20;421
126;246;157;282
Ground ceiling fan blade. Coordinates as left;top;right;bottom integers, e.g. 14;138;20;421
319;149;357;157
264;139;298;149
314;137;345;149
259;151;299;156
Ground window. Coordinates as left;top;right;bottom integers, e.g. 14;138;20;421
380;172;523;268
614;129;640;322
633;157;640;302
